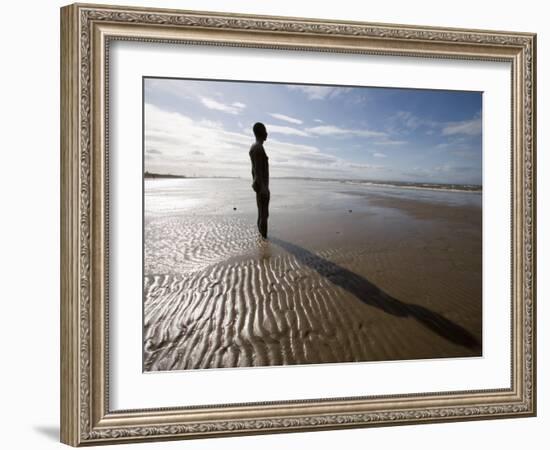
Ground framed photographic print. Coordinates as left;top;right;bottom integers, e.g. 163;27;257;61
60;3;537;446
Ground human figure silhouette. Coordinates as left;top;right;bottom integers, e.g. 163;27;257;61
249;122;270;238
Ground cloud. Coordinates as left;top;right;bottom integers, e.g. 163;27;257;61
374;139;407;146
144;103;251;171
291;152;339;164
314;119;324;123
436;136;466;148
434;134;483;164
264;122;389;140
348;162;384;170
287;85;352;100
432;164;478;174
390;110;482;140
144;103;371;178
266;124;310;137
389;111;439;135
199;97;246;114
267;138;339;167
269;113;303;125
306;125;386;138
373;152;387;158
395;111;423;130
442;117;482;136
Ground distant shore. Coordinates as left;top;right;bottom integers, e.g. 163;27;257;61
144;172;187;179
144;171;241;180
144;172;481;192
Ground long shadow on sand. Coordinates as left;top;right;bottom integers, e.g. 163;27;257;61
270;237;481;351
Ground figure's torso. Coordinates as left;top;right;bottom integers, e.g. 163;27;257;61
249;143;269;188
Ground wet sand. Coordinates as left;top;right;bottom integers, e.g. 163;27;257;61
144;179;482;371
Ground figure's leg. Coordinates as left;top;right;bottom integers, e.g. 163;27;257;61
258;191;269;238
256;192;261;232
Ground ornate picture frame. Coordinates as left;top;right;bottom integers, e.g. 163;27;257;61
60;3;536;446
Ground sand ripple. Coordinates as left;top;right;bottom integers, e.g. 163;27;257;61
144;236;481;371
145;216;259;275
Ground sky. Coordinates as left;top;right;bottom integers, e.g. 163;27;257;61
144;77;482;184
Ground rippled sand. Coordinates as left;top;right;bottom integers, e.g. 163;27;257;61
144;179;482;371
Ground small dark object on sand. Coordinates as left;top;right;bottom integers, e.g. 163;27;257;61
349;209;353;213
233;207;237;211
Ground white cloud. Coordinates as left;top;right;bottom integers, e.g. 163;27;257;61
442;118;482;136
267;138;338;166
395;111;423;130
199;97;246;114
269;113;303;125
306;125;386;138
348;162;384;170
287;85;352;100
144;104;379;178
144;103;250;173
435;136;468;150
374;139;407;146
314;119;324;123
373;152;387;158
390;110;482;140
266;124;310;137
388;111;440;135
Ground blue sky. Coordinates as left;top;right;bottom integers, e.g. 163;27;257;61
144;78;482;184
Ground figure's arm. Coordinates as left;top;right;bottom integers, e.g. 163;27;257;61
250;151;260;192
253;151;267;193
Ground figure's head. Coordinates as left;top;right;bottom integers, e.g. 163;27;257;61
253;122;268;142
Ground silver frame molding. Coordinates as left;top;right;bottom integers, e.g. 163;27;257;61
60;3;536;446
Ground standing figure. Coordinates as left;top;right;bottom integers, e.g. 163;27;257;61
249;122;270;238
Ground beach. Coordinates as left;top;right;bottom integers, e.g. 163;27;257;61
144;178;482;371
